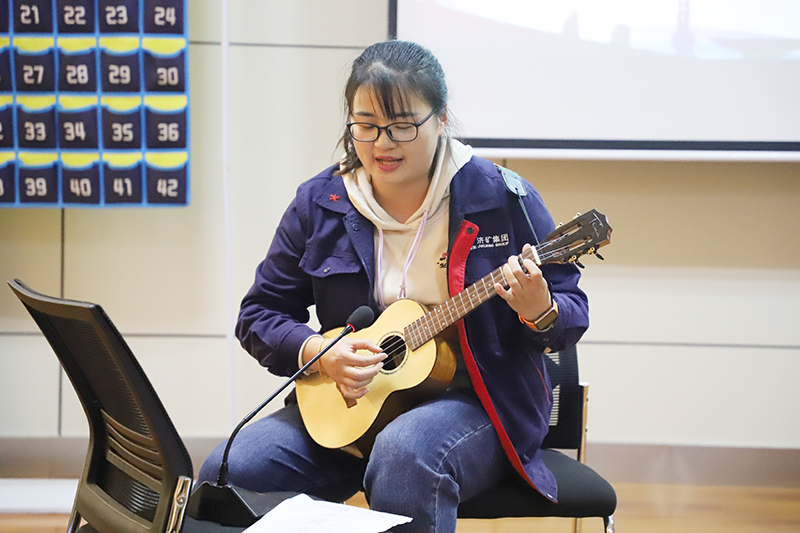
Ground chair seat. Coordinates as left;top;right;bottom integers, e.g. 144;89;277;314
458;449;617;519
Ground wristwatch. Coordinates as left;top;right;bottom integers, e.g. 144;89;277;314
519;299;559;332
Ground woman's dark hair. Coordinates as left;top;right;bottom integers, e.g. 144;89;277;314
337;40;449;175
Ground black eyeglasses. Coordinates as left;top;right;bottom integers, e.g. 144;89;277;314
347;108;439;143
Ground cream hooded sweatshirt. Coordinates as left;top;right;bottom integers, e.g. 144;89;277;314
342;139;473;310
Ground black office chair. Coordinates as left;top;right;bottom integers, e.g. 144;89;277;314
457;345;617;532
8;279;252;533
11;278;614;532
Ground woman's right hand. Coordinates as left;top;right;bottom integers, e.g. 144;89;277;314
305;337;386;400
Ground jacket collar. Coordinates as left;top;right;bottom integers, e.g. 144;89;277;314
446;156;505;247
449;157;506;216
312;166;354;215
314;157;502;217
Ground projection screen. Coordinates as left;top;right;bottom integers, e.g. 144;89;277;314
393;0;800;160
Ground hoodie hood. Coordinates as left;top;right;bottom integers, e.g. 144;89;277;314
341;138;473;231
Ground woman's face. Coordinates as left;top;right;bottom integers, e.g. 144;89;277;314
350;86;445;190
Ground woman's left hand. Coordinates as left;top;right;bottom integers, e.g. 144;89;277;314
494;243;552;322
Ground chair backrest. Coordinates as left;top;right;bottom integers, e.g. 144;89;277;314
541;344;584;451
8;279;193;533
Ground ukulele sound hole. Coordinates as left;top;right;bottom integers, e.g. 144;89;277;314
380;334;407;372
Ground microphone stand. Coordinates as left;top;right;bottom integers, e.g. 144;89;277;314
186;307;374;527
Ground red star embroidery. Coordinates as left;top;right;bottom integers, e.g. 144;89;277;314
329;194;340;202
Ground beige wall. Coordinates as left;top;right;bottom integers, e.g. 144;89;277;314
502;158;800;448
0;0;390;440
1;1;798;464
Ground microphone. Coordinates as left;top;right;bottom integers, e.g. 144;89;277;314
186;305;375;526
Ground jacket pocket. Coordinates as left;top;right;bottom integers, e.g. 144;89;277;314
299;243;363;278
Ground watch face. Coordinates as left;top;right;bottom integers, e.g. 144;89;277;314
535;308;558;331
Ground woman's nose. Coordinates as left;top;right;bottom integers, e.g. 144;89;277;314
373;127;397;148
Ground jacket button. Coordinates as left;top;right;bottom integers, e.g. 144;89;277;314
323;267;331;274
352;223;361;231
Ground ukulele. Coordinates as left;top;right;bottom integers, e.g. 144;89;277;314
296;209;612;457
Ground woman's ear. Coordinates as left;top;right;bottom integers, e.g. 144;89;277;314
438;106;448;136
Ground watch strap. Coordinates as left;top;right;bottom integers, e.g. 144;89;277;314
519;299;559;332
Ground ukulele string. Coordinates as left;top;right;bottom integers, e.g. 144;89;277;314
378;335;407;368
369;237;591;369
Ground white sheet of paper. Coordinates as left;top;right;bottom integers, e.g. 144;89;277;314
243;494;412;533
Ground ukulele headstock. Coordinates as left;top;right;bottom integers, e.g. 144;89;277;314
537;209;612;267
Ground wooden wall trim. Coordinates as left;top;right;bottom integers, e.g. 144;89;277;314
1;438;797;488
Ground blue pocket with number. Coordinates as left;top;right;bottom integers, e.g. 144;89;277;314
58;0;96;34
59;95;99;148
61;153;100;205
18;151;58;204
145;151;187;205
58;38;97;93
103;151;143;204
0;152;15;204
17;96;57;149
15;0;53;34
142;37;186;93
101;95;141;149
0;96;13;149
15;37;56;93
144;0;185;34
99;0;139;34
0;37;12;92
99;37;140;93
144;95;186;149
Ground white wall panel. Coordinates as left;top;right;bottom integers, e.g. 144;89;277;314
227;46;365;305
60;336;232;438
62;44;225;335
0;211;62;332
580;266;800;346
0;336;60;437
580;342;800;448
228;0;389;46
62;198;225;335
233;345;294;422
131;336;232;437
187;0;389;45
189;0;223;42
575;265;800;447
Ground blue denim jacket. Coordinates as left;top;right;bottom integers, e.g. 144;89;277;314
237;155;589;501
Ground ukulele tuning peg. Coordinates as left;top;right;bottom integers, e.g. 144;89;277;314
596;253;605;261
568;255;585;268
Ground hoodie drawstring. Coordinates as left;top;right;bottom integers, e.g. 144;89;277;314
376;209;429;309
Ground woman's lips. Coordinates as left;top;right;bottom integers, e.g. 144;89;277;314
375;156;402;171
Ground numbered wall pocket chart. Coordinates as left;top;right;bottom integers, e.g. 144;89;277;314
0;0;189;207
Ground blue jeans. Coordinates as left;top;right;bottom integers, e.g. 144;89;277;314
198;389;513;532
